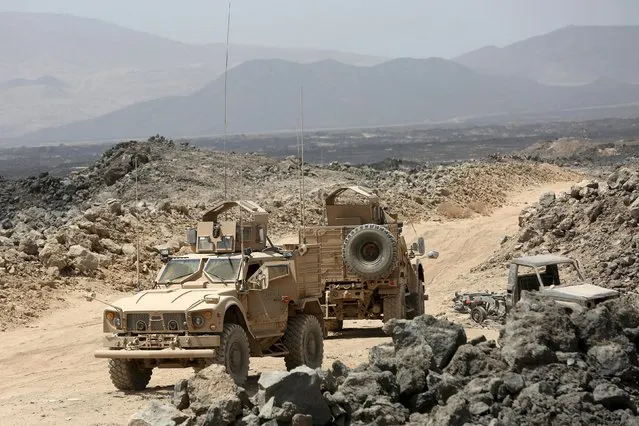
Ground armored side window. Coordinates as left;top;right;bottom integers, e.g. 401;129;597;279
267;264;290;281
256;225;265;243
242;226;252;241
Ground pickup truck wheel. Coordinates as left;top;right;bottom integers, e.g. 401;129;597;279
218;323;250;386
284;315;324;371
470;306;488;324
108;359;153;391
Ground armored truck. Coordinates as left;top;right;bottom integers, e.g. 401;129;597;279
299;185;435;332
91;200;325;390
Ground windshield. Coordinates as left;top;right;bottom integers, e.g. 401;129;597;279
204;257;241;282
157;259;202;283
524;261;583;288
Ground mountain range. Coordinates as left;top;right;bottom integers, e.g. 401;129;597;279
17;57;639;144
0;11;384;139
3;12;639;145
454;25;639;85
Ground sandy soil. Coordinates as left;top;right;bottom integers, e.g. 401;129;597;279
0;180;577;426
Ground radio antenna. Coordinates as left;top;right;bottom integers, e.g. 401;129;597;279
299;85;306;243
134;154;140;292
222;0;232;201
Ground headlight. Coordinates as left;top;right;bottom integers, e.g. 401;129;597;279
105;311;122;329
192;314;204;328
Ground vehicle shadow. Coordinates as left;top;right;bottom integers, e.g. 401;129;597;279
326;327;387;340
119;385;174;399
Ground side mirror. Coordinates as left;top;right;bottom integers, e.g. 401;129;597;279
258;226;265;244
427;250;439;259
186;228;197;245
411;237;426;256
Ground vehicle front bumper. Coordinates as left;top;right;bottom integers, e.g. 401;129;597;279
94;348;216;359
95;334;220;359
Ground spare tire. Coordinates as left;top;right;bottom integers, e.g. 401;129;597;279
342;224;398;280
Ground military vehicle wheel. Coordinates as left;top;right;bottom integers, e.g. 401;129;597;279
406;283;425;320
383;285;406;322
218;323;250;386
108;359;153;391
470;306;487;324
326;319;343;332
283;314;324;371
342;224;398;280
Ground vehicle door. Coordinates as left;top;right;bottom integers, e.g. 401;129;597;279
245;261;294;337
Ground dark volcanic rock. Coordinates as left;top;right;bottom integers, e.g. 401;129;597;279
382;314;467;371
128;293;639;426
499;292;579;370
256;366;331;425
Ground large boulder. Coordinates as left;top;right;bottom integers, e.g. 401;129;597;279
383;314;466;371
128;400;191;426
38;243;69;271
186;364;242;423
256;366;331;425
67;245;100;274
18;236;39;256
499;293;578;370
630;197;639;220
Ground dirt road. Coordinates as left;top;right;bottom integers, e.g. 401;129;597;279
0;180;576;426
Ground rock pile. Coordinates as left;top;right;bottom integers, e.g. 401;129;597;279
129;292;639;425
477;164;639;290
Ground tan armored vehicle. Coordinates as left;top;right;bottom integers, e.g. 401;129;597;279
90;200;325;390
299;185;436;331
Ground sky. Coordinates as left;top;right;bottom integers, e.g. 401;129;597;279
2;0;639;58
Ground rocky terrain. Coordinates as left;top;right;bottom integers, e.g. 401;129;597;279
0;136;578;331
129;292;639;425
476;163;639;291
510;137;639;168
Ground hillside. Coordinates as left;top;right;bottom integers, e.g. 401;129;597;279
17;57;639;144
0;11;384;138
454;25;639;85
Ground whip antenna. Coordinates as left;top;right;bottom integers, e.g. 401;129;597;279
223;0;232;201
299;85;306;242
134;154;140;292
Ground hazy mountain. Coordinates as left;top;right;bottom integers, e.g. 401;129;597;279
454;25;639;85
0;12;384;138
0;76;68;90
17;57;639;145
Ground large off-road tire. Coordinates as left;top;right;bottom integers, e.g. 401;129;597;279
405;283;426;320
283;315;324;371
108;359;153;391
326;319;344;332
217;323;250;386
342;224;398;280
383;285;406;322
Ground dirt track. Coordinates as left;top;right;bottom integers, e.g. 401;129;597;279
0;181;577;426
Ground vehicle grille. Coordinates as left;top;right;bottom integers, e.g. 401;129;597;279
125;312;187;332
